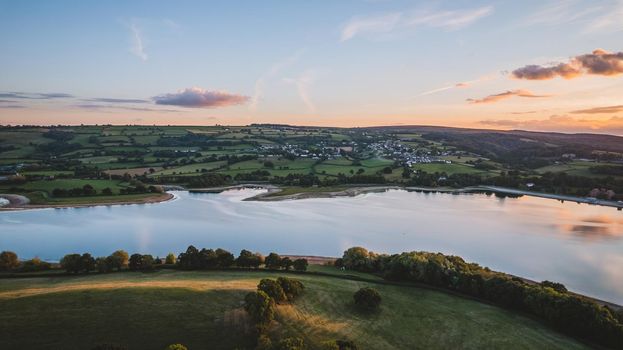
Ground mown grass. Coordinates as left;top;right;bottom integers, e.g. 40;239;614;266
0;270;589;350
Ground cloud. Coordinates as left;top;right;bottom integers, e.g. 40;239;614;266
153;87;249;108
512;49;623;80
479;115;623;135
419;73;497;96
284;70;317;113
0;105;25;109
129;22;147;61
85;98;149;104
405;6;493;29
341;13;402;41
467;90;551;104
251;49;304;111
340;5;492;41
75;104;182;113
571;105;623;114
0;92;74;99
521;0;602;27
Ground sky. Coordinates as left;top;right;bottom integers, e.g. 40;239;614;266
0;0;622;134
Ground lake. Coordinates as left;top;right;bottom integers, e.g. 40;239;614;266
1;189;622;304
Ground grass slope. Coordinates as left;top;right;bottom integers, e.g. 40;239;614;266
0;270;588;350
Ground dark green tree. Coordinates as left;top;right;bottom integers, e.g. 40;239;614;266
293;258;308;271
264;252;282;269
258;279;287;304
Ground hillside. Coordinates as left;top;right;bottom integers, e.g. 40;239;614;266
0;268;590;350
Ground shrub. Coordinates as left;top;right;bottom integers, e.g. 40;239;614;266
353;287;381;311
322;340;358;350
244;290;275;327
258;279;287;304
164;345;187;350
275;337;305;350
277;277;304;301
21;257;52;272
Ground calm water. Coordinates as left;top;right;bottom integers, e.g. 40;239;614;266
1;189;622;304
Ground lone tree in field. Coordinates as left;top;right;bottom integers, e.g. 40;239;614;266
244;290;275;329
258;278;287;304
0;251;19;271
353;287;381;311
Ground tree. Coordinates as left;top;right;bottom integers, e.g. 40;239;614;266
165;253;176;265
129;254;154;271
342;247;375;271
21;257;51;272
244;290;275;327
277;277;304;301
0;251;19;271
237;249;262;268
215;248;235;267
281;257;293;271
258;279;287;304
61;253;82;273
293;258;308;271
110;250;129;270
96;257;111;273
80;253;96;273
102;187;113;196
353;287;381;311
264;252;282;270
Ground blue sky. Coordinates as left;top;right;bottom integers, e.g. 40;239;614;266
1;0;622;134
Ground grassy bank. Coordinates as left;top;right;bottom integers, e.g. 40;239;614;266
0;269;589;349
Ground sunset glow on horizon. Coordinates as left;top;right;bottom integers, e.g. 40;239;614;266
1;1;622;134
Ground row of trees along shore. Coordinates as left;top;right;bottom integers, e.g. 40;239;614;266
2;246;622;349
0;247;308;274
337;247;623;350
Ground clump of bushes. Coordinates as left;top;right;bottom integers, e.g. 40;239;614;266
353;287;381;311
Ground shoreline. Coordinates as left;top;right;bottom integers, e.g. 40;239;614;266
191;184;623;209
0;192;175;211
3;182;622;211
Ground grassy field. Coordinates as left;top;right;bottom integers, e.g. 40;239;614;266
0;269;589;350
410;162;492;176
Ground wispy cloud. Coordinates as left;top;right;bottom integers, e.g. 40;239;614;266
284;70;317;113
129;21;147;61
0;92;74;99
520;0;601;27
85;98;149;104
251;49;304;111
467;89;551;104
0;105;26;109
512;49;623;80
340;5;493;41
571;105;623;114
341;13;402;41
153;87;249;108
75;104;182;113
419;74;496;96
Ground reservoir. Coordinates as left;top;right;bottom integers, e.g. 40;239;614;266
1;188;622;304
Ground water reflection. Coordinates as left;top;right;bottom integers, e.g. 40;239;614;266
0;189;622;304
